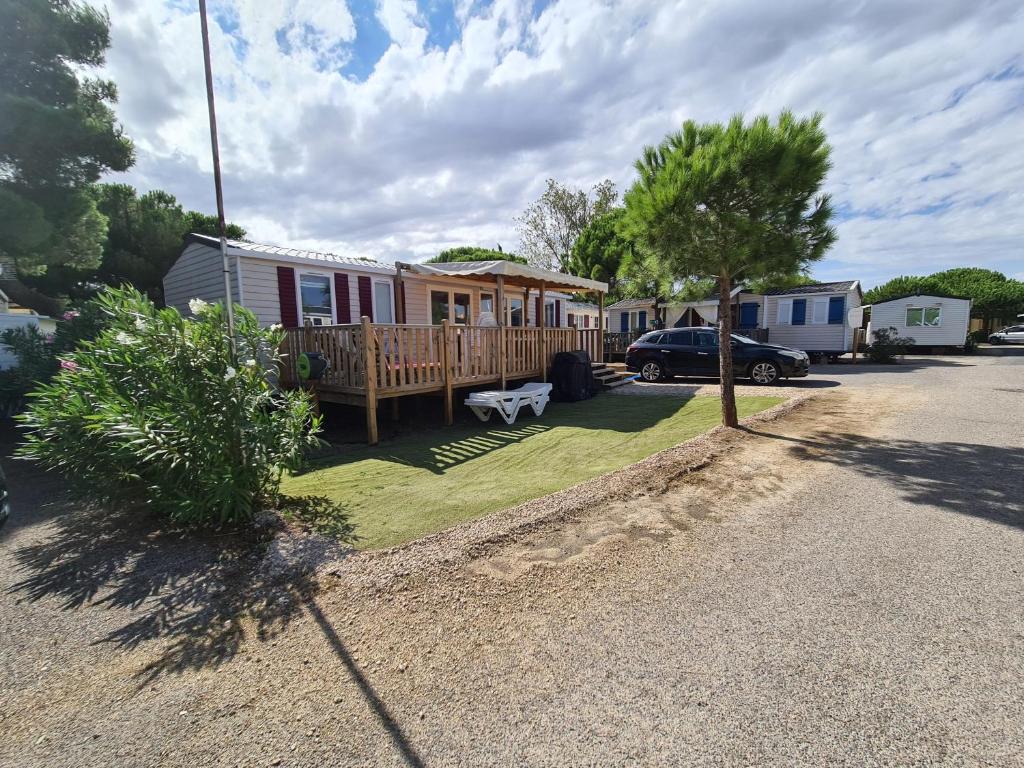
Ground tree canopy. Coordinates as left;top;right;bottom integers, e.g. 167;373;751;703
426;246;526;264
516;178;618;272
568;208;630;296
622;111;835;425
0;0;134;314
864;268;1024;323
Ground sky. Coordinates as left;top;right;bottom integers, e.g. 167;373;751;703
94;0;1024;288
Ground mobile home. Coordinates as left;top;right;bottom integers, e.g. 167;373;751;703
866;294;971;350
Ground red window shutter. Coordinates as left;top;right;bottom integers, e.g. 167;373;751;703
357;275;373;321
334;273;350;323
401;283;406;322
277;267;298;327
584;315;590;328
567;312;574;327
555;299;561;327
535;296;541;326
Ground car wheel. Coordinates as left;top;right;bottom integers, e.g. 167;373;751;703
749;360;780;385
989;336;1001;345
640;359;664;382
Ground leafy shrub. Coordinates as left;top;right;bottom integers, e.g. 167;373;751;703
17;287;322;526
867;326;915;363
969;329;989;344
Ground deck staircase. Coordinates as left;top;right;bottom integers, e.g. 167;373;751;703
591;361;635;390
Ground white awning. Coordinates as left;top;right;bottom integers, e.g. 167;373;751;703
405;260;607;293
695;304;718;324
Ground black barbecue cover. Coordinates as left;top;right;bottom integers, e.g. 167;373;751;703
551;350;597;402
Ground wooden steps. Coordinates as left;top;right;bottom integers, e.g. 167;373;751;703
591;361;635;389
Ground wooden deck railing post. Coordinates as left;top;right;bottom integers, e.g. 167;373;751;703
597;292;605;363
539;281;547;382
440;319;454;425
361;316;379;445
496;275;507;389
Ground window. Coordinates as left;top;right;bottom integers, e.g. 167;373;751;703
373;281;393;323
299;274;333;325
906;306;941;327
430;290;449;325
695;331;718;347
508;298;523;327
777;299;793;325
480;293;494;315
811;298;828;324
667;330;693;345
545;302;555;327
430;288;471;324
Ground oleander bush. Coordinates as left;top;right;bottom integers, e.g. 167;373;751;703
17;287;321;525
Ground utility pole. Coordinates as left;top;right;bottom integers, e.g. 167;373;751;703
198;0;236;347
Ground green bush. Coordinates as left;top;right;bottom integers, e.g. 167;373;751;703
867;326;915;363
969;328;989;343
17;287;322;526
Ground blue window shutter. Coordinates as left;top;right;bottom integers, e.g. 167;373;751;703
620;312;629;332
792;299;806;325
828;296;845;324
740;302;758;327
637;310;647;329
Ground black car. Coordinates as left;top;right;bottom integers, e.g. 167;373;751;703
625;327;810;385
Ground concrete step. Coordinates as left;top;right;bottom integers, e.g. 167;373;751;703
602;376;635;389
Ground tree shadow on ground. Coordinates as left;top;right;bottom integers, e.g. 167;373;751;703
745;427;1024;529
7;476;355;684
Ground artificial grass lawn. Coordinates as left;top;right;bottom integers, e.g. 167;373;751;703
283;394;783;550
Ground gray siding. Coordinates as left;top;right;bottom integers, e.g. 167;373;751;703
869;296;970;346
163;242;240;315
763;290;860;353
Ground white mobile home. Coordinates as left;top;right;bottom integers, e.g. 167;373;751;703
760;280;863;356
867;294;971;349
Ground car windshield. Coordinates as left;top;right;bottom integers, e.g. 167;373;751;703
731;333;758;344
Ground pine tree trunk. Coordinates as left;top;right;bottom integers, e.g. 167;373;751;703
718;271;738;427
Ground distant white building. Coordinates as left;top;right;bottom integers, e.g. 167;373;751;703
867;294;972;349
0;288;57;370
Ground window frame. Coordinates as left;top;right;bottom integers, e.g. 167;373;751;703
296;271;336;326
906;305;941;328
429;284;473;325
372;278;395;324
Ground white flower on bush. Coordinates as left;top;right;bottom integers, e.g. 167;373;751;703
115;331;136;345
134;317;147;330
244;358;257;367
188;298;210;315
224;366;237;381
269;323;282;332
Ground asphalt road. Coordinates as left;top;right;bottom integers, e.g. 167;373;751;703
2;355;1022;766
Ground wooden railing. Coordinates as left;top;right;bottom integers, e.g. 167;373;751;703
280;321;605;395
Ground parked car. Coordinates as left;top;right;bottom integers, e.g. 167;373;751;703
625;327;810;384
989;325;1024;344
0;463;8;529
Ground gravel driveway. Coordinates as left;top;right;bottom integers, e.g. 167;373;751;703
2;355;1022;766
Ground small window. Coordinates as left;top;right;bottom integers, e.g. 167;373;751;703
811;298;828;324
430;290;449;325
480;293;494;315
453;293;470;325
667;330;694;345
907;306;941;327
508;298;523;327
643;332;665;344
299;274;332;325
373;281;393;323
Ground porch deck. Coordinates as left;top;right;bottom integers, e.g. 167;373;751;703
280;317;604;443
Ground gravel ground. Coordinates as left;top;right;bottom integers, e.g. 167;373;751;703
2;355;1023;766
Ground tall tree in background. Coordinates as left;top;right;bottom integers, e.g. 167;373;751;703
0;0;134;314
622;112;835;426
516;178;618;272
426;246;526;264
569;208;630;297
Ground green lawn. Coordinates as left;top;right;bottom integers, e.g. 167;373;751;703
283;394;783;550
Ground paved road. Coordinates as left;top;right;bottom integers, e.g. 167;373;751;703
2;356;1022;766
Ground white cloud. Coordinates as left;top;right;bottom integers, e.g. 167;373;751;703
95;0;1024;287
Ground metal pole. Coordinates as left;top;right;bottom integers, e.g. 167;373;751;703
198;0;236;349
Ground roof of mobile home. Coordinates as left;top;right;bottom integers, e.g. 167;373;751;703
761;280;861;297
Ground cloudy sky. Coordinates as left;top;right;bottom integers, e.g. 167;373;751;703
95;0;1023;288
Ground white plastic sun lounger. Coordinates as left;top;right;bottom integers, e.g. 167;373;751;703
465;382;553;425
